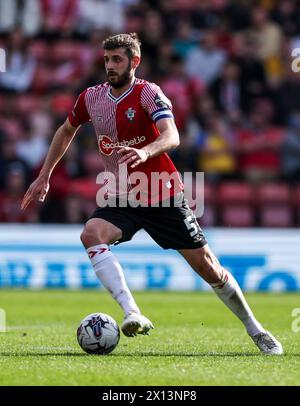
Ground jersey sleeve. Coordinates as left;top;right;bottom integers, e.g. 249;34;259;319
140;82;174;123
68;89;90;127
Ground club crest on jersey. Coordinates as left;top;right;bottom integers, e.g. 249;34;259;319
125;107;136;122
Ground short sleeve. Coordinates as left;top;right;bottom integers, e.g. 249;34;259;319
140;82;174;123
68;89;90;127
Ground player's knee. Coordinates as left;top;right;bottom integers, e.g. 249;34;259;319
80;227;94;247
80;225;104;247
80;222;120;247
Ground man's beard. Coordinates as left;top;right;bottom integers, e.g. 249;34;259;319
107;62;132;89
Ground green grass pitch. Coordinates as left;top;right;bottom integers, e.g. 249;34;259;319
0;290;299;386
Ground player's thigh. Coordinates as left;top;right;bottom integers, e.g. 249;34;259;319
139;196;207;250
82;206;141;247
178;244;223;284
81;218;122;246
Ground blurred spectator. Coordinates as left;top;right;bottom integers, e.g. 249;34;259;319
64;193;86;223
77;0;125;34
209;59;244;117
198;112;236;182
0;163;37;222
50;90;77;124
272;0;300;37
191;0;221;30
246;6;283;62
81;150;106;179
0;96;24;141
139;9;164;73
176;95;217;172
80;56;108;89
16;109;52;168
37;160;71;223
0;0;41;36
0;29;37;93
171;20;198;58
63;141;84;179
0;137;31;189
281;112;300;182
224;0;251;31
135;56;152;82
154;40;174;77
0;0;300;226
268;66;300;126
155;0;181;36
236;100;284;182
215;18;235;54
235;37;267;112
40;0;78;39
160;53;205;131
185;29;227;84
48;40;83;89
189;93;216;130
75;29;107;79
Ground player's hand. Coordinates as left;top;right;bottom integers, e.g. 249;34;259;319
116;146;150;168
21;175;50;210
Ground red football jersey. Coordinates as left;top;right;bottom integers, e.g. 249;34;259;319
68;78;183;204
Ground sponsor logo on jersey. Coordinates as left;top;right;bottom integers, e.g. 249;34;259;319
125;107;136;122
98;135;146;156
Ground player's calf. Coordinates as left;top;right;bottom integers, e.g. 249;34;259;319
82;218;142;318
179;245;283;353
179;245;224;284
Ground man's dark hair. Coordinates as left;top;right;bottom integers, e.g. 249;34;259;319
102;33;141;59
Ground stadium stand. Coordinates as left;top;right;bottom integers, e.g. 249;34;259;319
1;0;300;226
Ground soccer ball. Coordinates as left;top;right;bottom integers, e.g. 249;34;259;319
77;313;120;355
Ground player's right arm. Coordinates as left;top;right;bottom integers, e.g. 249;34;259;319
21;118;79;210
21;90;90;210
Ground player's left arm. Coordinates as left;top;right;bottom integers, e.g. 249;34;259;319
117;117;180;168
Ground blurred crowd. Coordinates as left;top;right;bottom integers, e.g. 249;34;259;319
1;0;300;226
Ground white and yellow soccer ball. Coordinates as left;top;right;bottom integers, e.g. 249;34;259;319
77;313;120;355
